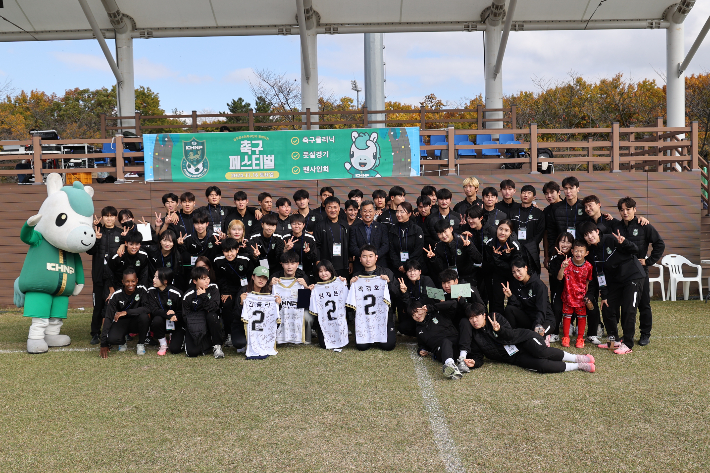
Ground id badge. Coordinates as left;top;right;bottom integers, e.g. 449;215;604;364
518;227;527;240
190;256;198;266
298;264;303;270
333;243;342;256
166;320;175;331
240;278;248;287
400;251;409;262
567;227;576;238
504;344;519;356
259;258;269;268
213;225;221;234
598;273;607;287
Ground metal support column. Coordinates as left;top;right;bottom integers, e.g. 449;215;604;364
116;30;135;132
298;0;319;129
364;33;385;128
666;19;685;131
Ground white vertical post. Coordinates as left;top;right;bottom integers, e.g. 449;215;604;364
484;23;503;134
300;29;319;130
364;33;385;128
666;19;685;130
116;30;135;132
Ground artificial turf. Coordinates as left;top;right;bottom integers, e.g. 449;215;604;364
0;301;707;472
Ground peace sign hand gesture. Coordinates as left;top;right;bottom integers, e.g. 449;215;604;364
613;230;625;245
461;233;471;247
488;313;501;332
167;211;179;225
561;256;571;270
251;244;261;258
177;232;185;246
137;216;149;226
93;214;101;226
555;246;566;256
503;242;512;254
501;281;512;298
154;212;163;228
284;236;295;251
94;224;103;240
398;277;407;293
424;245;436;259
121;226;130;237
303;242;310;253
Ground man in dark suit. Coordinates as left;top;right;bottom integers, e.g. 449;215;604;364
349;200;390;273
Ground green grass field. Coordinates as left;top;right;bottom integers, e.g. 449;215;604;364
1;301;708;472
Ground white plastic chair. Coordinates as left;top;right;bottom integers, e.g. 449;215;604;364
648;263;665;301
662;254;703;301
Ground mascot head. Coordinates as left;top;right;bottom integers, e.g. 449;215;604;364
35;174;96;253
349;131;381;172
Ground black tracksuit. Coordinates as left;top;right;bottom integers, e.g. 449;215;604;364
377;207;398;228
424;209;463;247
314;219;351;276
145;285;183;347
181;283;223;356
107;249;150;289
281;232;319;278
349;220;390;272
87;225;124;336
199;203;232;235
388;221;425;276
275;215;294;237
426;234;482;286
582;214;616;337
166;210;195;288
504;272;555;333
588;234;645;349
613;217;665;337
300;209;323;233
248;232;285;273
495;199;521;220
100;286;150;348
548;252;568;335
416;304;460;364
146;246;183;287
510;204;545;274
351;267;398;351
483;237;522;314
546;199;590;251
396;276;437;336
222;208;259;237
437;291;485;329
453;197;483;216
458;315;570;373
180;232;221;266
214;252;254;338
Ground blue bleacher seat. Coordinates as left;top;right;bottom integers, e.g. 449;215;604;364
453;134;470;144
457;140;476;158
419;135;428;158
499;133;516;143
475;134;492;145
481;140;500;156
430;135;447;157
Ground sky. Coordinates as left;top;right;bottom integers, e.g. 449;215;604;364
0;3;709;114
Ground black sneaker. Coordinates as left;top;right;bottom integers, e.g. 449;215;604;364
639;334;651;346
90;334;100;345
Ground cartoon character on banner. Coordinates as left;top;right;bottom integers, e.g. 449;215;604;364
345;131;382;178
14;174;96;354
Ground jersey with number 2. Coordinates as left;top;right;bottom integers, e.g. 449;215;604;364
346;276;391;344
242;293;281;358
309;278;349;349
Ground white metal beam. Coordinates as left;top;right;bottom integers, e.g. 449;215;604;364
493;0;517;80
296;0;311;81
678;15;710;76
76;0;122;83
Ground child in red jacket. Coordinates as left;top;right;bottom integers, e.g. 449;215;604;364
558;240;594;348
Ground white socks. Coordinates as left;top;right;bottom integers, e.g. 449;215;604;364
28;318;49;340
562;352;577;363
459;350;467;360
159;337;167;347
444;358;454;366
565;363;579;371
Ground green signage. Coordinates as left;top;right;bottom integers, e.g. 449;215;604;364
143;128;420;182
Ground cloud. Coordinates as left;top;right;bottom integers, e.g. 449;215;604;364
223;68;256;83
52;52;111;72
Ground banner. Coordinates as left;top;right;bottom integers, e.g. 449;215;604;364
143;127;420;182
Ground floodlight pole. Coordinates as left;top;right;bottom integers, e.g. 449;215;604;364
364;33;385;128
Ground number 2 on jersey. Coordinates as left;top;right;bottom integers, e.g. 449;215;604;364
363;294;376;315
251;310;265;331
325;300;336;320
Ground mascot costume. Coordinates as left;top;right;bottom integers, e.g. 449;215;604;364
14;173;96;353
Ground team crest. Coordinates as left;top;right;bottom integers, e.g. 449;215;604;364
247;220;252;226
528;214;533;220
633;229;638;236
135;260;140;266
578;209;583;215
220;209;224;215
166;262;171;267
239;265;244;271
456;249;462;256
311;217;316;221
115;236;120;243
607;247;612;255
135;294;140;301
167;299;173;306
181;138;209;179
528;289;533;297
432;317;439;324
495;220;499;225
208;243;213;248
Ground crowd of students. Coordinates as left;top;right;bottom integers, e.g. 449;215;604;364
90;175;665;378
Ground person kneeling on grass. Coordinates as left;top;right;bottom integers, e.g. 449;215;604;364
457;303;596;374
100;268;150;358
146;268;183;356
182;266;224;359
409;299;464;380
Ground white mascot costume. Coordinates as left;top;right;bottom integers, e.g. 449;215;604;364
14;173;96;353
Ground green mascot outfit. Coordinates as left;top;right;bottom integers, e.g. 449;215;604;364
15;173;96;353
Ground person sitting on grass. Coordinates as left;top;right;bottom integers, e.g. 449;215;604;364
395;259;436;337
457;303;596;374
437;268;485;329
146;267;183;356
557;240;594;349
182;266;224;359
409;299;464;380
100;267;150;358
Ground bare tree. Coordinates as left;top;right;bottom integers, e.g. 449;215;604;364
249;69;301;111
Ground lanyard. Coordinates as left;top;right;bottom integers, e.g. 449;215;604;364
445;238;459;267
566;202;577;229
179;212;192;236
264;235;273;255
225;260;242;278
328;224;342;247
410;280;422;300
209;205;222;226
518;206;531;225
156;289;166;311
160;251;173;269
398;224;409;250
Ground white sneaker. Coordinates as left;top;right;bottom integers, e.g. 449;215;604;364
118;344;128;352
136;344;146;355
443;361;462;380
224;334;232;348
236;346;246;354
213;345;224;359
456;357;470;374
587;335;602;345
549;334;560;343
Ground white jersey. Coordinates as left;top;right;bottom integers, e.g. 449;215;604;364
309;278;349;349
346;276;392;344
241;292;281;358
272;278;306;344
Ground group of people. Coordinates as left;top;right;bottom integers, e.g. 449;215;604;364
89;175;664;378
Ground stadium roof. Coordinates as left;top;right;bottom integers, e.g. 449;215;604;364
0;0;687;41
